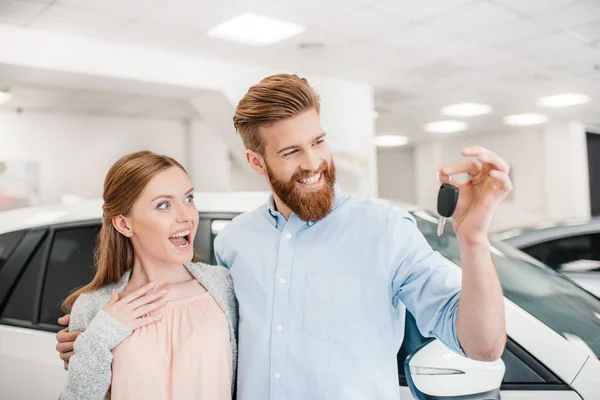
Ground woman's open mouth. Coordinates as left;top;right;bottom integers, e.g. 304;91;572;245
168;229;192;250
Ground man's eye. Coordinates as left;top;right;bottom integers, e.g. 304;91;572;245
284;150;298;157
185;194;194;203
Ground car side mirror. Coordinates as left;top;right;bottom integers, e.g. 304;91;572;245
559;259;600;272
404;339;505;400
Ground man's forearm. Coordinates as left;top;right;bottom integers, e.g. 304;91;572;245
455;234;506;361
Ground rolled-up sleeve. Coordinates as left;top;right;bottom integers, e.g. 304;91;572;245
388;210;465;356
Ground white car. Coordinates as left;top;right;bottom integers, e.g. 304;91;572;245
0;194;599;400
493;218;600;297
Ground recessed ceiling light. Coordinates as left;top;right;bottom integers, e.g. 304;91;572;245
0;90;12;105
207;13;305;47
424;120;468;134
441;102;492;117
298;42;324;50
536;93;591;108
503;113;548;126
375;135;409;147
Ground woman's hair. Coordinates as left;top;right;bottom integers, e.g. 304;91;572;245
63;151;199;312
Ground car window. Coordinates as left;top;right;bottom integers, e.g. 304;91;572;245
39;226;99;326
1;236;46;322
522;233;600;272
193;217;233;265
0;231;26;273
411;211;600;359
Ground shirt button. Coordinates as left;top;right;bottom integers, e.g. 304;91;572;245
274;373;281;379
276;325;283;332
284;233;292;240
279;278;286;284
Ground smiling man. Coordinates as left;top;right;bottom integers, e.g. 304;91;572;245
215;74;511;399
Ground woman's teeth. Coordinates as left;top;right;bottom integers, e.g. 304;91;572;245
169;230;191;238
299;174;321;185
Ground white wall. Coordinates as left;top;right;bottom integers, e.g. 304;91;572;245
0;110;188;205
0;24;378;198
377;146;416;205
189;121;231;192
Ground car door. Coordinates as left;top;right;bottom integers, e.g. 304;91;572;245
0;222;99;400
396;312;582;399
0;213;233;400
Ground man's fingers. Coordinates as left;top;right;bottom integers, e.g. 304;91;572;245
56;328;79;343
132;315;164;330
119;281;157;304
57;314;70;326
59;351;74;362
490;170;513;193
462;146;510;173
63;361;69;371
56;339;75;353
477;152;510;173
440;160;481;177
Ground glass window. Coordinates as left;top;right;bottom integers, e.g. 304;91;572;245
522;234;600;272
411;211;600;359
39;226;99;326
1;238;46;322
501;348;547;384
0;231;26;273
193;218;233;265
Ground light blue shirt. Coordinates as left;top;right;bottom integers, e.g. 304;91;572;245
214;185;463;400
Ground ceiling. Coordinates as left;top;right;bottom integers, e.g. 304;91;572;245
0;65;204;120
1;0;600;141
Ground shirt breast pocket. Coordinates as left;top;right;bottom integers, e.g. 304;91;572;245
303;273;362;342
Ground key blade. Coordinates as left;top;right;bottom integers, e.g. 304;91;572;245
437;218;445;237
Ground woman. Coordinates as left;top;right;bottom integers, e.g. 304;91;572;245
59;151;237;400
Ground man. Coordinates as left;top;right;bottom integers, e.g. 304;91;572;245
56;74;511;399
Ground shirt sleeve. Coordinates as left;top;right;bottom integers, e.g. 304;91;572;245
388;210;465;356
213;231;229;269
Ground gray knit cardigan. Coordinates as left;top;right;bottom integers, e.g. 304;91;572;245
59;262;238;400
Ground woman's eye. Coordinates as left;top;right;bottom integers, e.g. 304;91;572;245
185;194;194;203
157;202;169;210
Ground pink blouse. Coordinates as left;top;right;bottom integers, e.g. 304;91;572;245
111;292;232;399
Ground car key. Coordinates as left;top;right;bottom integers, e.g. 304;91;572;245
437;183;459;236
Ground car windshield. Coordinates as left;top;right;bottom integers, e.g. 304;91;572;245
411;210;600;359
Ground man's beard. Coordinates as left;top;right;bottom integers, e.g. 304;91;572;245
266;160;336;222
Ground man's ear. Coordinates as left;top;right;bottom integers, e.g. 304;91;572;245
246;150;267;176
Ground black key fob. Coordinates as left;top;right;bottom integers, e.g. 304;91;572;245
437;183;459;218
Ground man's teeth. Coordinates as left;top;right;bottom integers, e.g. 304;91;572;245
169;230;191;238
299;174;321;185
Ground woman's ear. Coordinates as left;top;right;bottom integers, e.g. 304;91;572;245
112;215;133;237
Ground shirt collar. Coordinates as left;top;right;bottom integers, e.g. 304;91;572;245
266;182;344;228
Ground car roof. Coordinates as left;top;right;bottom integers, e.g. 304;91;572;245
0;191;272;235
491;216;600;248
0;192;423;235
